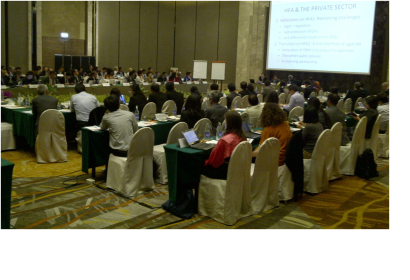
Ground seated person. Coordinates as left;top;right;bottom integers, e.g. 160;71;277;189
325;93;350;145
226;83;241;109
100;94;138;160
109;87;123;104
287;75;296;85
69;69;82;84
145;72;153;83
281;84;304;112
247;84;257;95
165;82;184;114
303;80;316;99
32;84;58;134
128;83;147;114
1;67;10;85
115;67;124;78
87;71;99;84
296;106;324;159
39;71;58;85
307;97;332;129
244;93;263;127
277;80;287;94
345;82;365;111
135;70;144;83
208;83;223;98
64;71;74;85
190;86;203;102
11;70;24;85
70;83;99;132
252;103;293;166
180;94;204;129
126;70;136;83
157;72;167;83
202;111;246;180
239;81;250;97
377;93;389;133
184;72;193;82
205;91;228;134
104;68;115;80
258;73;267;84
261;80;276;102
148;83;167;113
266;91;279;104
22;71;38;85
351;95;379;139
168;72;179;83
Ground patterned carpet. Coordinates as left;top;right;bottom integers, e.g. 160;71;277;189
2;144;389;229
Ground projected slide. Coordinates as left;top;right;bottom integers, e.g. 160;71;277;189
266;1;376;74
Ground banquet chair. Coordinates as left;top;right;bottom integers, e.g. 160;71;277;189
198;141;252;225
201;98;211;110
250;137;280;214
365;114;381;160
141;102;156;119
153;122;188;184
162;100;176;116
35;109;67;163
337;99;344;111
1;123;16;151
309;91;317;98
193;118;212;139
232;96;242;108
378;122;389;158
288;106;304;122
242;95;249;108
219;96;227;107
241;112;249;126
106;128;155;197
303;129;331;193
285;90;291;104
278;93;286;104
119;104;129;111
327;122;343;180
88;106;106;126
339;117;367;175
354;97;362;110
344;98;352;113
318;90;324;96
257;94;263;103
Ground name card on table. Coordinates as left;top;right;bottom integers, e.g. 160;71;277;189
91;84;100;87
186;82;192;85
102;83;110;87
22;110;33;114
122;83;130;87
29;85;38;88
143;82;149;85
1;85;7;89
194;81;200;84
57;74;64;77
178;138;189;148
156;82;161;85
202;81;208;84
84;84;90;87
56;84;65;88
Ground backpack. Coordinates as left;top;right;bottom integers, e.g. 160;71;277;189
355;148;379;179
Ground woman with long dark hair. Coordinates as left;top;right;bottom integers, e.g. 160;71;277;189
128;83;147;114
180;94;204;128
307;97;332;129
202;111;246;179
296;106;324;159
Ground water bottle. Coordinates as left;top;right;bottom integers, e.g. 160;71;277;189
134;107;139;121
216;122;223;140
233;100;237;109
26;96;30;107
204;123;211;141
173;104;177;116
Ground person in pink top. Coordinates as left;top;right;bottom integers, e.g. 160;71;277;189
202;111;246;180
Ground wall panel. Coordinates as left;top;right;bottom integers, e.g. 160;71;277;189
97;1;119;68
157;1;175;73
195;1;219;80
119;1;140;70
1;1;6;66
139;1;158;70
175;2;196;76
8;1;29;72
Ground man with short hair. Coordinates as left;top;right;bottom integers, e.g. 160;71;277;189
226;83;240;109
258;73;267;84
64;71;73;85
165;82;184;114
261;80;276;102
325;93;350;145
126;70;136;83
70;83;99;131
101;67;107;79
287;75;296;85
32;84;58;134
11;70;24;85
345;82;364;111
69;69;82;84
157;72;167;83
87;71;98;84
100;94;138;158
382;82;389;97
303;80;316;99
351;95;379;139
148;83;167;113
209;83;224;98
8;66;15;77
205;91;228;134
116;67;124;77
245;94;263;127
281;84;304;112
377;93;389;133
239;81;250;97
39;71;58;85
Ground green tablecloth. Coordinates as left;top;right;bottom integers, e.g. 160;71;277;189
81;120;178;174
1;158;14;229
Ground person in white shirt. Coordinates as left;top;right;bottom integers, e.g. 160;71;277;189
70;83;99;131
244;93;263;127
281;84;305;112
135;69;144;83
377;93;389;133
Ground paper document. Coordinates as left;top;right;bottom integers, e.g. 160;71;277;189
84;126;101;131
138;121;156;127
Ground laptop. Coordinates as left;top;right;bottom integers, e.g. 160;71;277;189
120;94;126;104
250;79;255;83
182;129;214;150
242;121;261;139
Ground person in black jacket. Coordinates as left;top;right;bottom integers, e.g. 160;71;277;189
303;80;316;99
180;94;205;129
226;83;241;109
345;82;365;111
351;95;379;139
239;81;250;97
128;83;147;114
147;83;167;113
165;82;184;114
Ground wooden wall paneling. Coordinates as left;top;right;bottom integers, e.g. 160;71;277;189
157;1;175;74
1;1;6;66
8;1;29;72
64;39;86;56
97;1;119;68
119;1;140;70
42;37;65;70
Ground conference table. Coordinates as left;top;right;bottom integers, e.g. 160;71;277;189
1;158;14;229
81;120;179;176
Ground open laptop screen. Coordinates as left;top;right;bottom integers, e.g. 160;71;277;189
182;130;199;145
242;120;250;132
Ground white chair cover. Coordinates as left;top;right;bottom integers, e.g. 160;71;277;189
288;106;304;122
242;95;249;108
303;129;331;193
162;100;176;116
119;104;129;111
241;112;249;125
219;96;227;107
309;91;317;98
339;117;367;175
278;93;286;104
257;94;263;103
193;118;212;139
344;98;352;113
76;130;82;153
232;96;242;108
250;138;280;214
198;141;252;225
141;102;157;119
327;122;342;180
337;99;344;111
201;98;211;110
1;122;16;151
106;128;155;197
354;97;362;109
35;109;67;163
153;122;188;184
318;90;324;96
278;164;294;201
285;92;291;104
378;122;389;158
365;114;381;160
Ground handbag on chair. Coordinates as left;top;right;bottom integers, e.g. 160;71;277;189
355;148;379;179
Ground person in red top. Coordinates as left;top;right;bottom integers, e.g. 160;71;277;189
168;72;179;83
202;111;246;180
